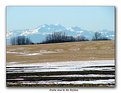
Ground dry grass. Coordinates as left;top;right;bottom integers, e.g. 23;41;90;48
6;40;115;64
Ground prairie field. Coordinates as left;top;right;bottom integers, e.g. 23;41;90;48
7;40;115;64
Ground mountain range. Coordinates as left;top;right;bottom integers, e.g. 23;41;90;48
6;24;115;45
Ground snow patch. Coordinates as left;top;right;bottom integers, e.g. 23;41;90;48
69;48;80;51
7;60;115;73
11;79;114;85
7;50;58;57
7;60;114;67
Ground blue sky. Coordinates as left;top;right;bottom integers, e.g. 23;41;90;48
7;6;115;32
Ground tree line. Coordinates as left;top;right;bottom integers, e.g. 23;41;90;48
42;32;89;44
10;36;33;45
10;31;111;45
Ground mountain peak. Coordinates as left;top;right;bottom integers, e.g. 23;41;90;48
6;24;114;45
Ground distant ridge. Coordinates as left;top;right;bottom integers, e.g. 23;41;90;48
6;24;115;45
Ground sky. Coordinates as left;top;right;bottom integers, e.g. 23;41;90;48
6;6;115;32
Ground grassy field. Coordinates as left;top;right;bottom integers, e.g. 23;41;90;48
6;40;115;64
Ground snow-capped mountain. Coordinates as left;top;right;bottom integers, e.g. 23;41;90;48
6;24;115;45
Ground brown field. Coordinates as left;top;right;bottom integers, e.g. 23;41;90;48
6;40;115;64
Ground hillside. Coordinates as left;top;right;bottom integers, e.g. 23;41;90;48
6;40;115;64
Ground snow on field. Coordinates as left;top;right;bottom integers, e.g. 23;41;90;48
6;60;115;86
69;48;80;51
7;50;58;56
7;79;115;85
43;74;115;77
7;60;115;73
7;60;114;67
7;60;115;67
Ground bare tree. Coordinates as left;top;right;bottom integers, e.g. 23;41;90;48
92;32;102;40
44;32;67;43
11;36;33;45
92;32;110;41
76;35;89;41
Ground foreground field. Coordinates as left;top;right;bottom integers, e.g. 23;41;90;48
7;40;115;64
6;60;115;87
